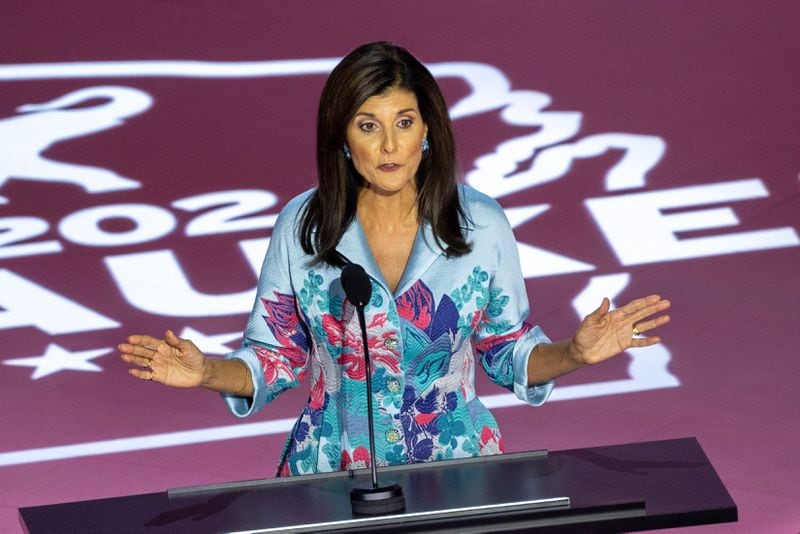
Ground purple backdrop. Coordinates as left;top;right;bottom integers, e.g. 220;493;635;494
1;1;798;532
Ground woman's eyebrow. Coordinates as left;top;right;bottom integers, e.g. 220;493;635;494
354;108;419;118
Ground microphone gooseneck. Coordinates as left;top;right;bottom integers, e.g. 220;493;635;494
342;263;405;515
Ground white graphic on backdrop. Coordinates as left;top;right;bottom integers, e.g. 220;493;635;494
178;326;242;355
4;343;112;380
431;63;666;196
0;59;797;465
504;204;595;277
586;179;799;265
0;269;119;334
0;86;148;202
105;249;257;317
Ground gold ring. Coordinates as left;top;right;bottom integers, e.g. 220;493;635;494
632;326;640;336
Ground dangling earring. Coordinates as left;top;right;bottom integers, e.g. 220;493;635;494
421;138;430;153
343;144;352;160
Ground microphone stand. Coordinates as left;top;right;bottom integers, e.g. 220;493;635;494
348;291;405;515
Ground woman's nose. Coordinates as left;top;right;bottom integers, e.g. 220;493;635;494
381;131;396;153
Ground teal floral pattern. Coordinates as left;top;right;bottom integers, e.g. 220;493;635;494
222;185;553;476
262;275;533;476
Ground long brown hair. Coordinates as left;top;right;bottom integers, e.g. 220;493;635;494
299;41;471;266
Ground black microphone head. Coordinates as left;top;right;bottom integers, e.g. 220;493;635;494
341;263;372;307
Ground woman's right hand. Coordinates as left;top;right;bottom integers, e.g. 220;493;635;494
119;330;207;388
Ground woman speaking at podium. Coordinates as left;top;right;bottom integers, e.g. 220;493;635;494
119;42;670;476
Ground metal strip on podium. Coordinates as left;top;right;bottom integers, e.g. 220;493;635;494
228;497;572;533
168;449;550;498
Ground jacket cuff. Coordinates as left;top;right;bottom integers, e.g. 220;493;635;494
512;325;555;406
220;347;265;418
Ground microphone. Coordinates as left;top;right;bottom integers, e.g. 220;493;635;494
341;263;405;515
341;263;372;308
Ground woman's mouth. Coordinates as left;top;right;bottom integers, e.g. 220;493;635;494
378;163;401;171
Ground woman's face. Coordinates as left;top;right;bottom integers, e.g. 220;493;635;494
345;88;428;198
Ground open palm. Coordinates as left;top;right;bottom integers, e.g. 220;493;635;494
119;330;207;388
572;295;671;365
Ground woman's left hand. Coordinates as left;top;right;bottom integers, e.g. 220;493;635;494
570;295;671;365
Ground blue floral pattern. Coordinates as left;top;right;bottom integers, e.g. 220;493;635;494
222;185;553;476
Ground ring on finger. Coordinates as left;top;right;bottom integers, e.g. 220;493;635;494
632;326;641;337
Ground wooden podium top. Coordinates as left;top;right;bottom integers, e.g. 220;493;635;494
19;437;737;533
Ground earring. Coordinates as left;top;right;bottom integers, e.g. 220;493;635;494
343;144;352;160
421;138;430;152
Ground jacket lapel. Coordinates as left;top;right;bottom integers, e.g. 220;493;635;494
335;217;389;294
394;221;444;298
336;218;446;299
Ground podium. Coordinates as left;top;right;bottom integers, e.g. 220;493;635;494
19;437;736;533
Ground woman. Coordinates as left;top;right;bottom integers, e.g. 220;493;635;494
119;42;670;476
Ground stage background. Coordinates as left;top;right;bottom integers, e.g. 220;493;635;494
1;1;798;532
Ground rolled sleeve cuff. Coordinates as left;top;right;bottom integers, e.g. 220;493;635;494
512;325;555;406
220;347;266;418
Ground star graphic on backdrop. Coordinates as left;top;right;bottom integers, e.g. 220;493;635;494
3;343;111;379
179;327;242;355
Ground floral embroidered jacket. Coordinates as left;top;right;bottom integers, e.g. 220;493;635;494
222;185;553;476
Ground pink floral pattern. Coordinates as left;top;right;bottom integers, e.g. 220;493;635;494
227;186;552;477
253;275;538;476
396;281;434;330
340;445;371;471
322;310;401;379
253;345;301;385
260;292;308;366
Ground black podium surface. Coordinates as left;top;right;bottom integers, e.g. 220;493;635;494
19;437;737;533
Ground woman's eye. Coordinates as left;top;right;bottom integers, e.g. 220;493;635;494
359;122;377;132
398;118;413;129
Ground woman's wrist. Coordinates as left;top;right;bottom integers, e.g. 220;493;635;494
199;357;220;390
565;339;585;366
231;359;252;396
199;357;253;396
529;340;585;385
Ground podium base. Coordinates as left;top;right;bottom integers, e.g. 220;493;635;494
350;483;405;515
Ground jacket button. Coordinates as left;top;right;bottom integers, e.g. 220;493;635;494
386;429;401;443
